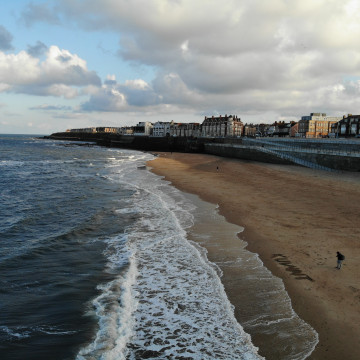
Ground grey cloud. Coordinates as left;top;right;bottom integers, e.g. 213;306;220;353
97;42;116;56
30;1;360;119
51;65;101;87
57;54;73;63
152;72;203;106
82;78;162;112
27;41;48;57
104;78;117;86
0;25;13;51
81;88;126;112
118;86;161;107
12;83;78;99
29;104;72;111
40;46;102;87
20;3;60;27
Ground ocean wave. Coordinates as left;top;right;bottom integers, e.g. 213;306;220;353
0;325;78;340
0;160;25;167
76;246;138;360
76;154;263;359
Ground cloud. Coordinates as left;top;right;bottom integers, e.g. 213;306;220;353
20;2;61;26
14;0;360;119
0;25;13;51
81;76;162;111
41;46;101;86
0;45;101;98
152;72;204;105
81;87;127;112
27;41;48;57
119;79;161;106
29;104;72;111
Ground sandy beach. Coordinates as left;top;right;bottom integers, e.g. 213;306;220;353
147;152;360;360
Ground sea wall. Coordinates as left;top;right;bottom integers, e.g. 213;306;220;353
282;150;360;171
204;143;360;171
47;132;206;152
204;143;294;165
47;132;360;171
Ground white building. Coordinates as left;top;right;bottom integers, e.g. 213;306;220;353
133;122;153;136
152;121;172;137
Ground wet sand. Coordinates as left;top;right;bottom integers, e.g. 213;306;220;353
147;152;360;360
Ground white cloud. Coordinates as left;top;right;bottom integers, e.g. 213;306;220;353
7;0;360;123
124;79;150;90
0;46;101;98
46;84;79;98
0;51;40;84
42;0;360;119
82;75;164;111
82;85;127;112
41;46;101;86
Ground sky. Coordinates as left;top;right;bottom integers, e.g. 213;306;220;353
1;0;360;134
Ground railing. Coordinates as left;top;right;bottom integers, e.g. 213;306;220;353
254;146;337;172
207;142;342;172
242;138;360;158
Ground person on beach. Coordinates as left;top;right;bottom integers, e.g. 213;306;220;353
336;251;345;269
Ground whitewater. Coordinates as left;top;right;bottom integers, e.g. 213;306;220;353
0;135;317;359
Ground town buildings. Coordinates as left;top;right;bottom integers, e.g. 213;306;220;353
67;112;360;139
290;122;299;137
332;114;360;137
67;127;96;133
201;115;243;137
133;122;153;136
298;113;342;138
170;122;201;137
243;123;257;137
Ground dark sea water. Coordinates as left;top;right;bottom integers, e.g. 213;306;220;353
0;135;317;359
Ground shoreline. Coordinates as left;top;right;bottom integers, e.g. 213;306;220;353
147;152;360;360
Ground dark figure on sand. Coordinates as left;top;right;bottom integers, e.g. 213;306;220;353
336;251;345;269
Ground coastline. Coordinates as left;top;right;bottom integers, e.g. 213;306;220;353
147;152;360;360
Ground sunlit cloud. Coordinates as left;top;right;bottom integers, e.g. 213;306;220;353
0;46;101;98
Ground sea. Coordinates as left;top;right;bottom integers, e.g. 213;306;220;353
0;134;318;360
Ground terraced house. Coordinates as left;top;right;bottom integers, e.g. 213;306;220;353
201;114;244;137
332;114;360;137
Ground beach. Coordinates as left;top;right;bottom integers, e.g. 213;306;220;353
148;152;360;360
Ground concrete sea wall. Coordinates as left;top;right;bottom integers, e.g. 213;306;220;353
204;143;294;165
47;132;360;172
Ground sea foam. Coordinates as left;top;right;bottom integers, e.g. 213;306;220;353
76;151;263;359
